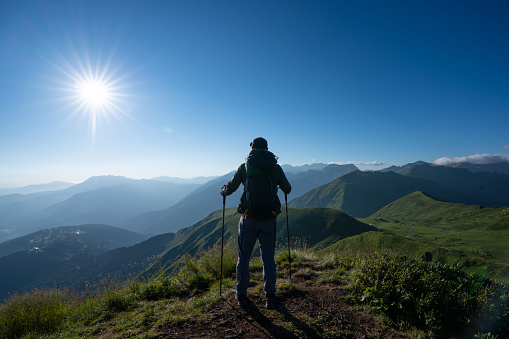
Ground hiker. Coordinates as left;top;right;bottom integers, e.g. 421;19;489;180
220;137;291;309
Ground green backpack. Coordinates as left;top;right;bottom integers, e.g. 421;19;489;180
241;149;280;219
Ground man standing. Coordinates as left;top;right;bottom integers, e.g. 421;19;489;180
220;137;291;309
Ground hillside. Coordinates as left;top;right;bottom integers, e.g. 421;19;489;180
0;225;150;300
362;191;509;280
369;190;509;227
145;206;375;276
0;205;374;301
125;164;358;234
2;231;507;339
75;232;178;286
289;170;464;217
1;162;509;336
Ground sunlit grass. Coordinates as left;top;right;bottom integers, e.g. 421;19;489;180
1;240;507;338
0;289;67;338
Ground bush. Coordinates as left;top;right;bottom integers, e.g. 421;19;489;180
198;243;237;280
181;255;214;292
140;274;184;301
103;291;136;313
329;247;509;336
0;289;67;338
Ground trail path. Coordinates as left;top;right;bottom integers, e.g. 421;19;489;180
159;281;404;338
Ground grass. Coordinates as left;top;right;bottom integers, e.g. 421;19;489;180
0;289;67;338
0;239;508;338
362;191;509;281
330;245;507;334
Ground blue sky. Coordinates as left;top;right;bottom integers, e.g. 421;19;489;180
1;0;508;187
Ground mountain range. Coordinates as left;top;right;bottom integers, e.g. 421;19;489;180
0;181;75;197
124;163;358;234
2;162;508;239
0;176;200;239
0;160;508;300
290;163;509;217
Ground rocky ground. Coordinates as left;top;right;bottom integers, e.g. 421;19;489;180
159;281;406;338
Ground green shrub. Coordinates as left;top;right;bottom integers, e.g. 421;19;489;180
275;238;317;270
181;255;214;292
197;243;237;280
329;246;509;336
140;274;184;301
0;289;67;338
103;291;136;313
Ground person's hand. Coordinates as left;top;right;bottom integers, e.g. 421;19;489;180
220;185;227;196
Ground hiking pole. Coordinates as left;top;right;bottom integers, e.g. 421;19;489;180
220;194;226;296
285;193;292;284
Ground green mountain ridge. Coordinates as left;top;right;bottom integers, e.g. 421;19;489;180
144;206;375;276
363;191;509;280
124;164;357;235
0;207;376;300
289;170;464;217
370;190;509;230
2;163;509;303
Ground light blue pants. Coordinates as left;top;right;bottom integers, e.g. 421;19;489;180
236;216;276;295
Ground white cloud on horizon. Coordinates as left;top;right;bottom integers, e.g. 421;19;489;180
433;154;509;166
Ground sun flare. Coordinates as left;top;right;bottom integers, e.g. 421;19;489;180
77;79;111;107
52;51;132;137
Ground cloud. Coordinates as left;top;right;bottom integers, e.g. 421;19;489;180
503;145;509;150
329;161;385;166
433;154;509;166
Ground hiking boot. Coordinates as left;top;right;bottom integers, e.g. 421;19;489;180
236;294;247;307
265;294;275;309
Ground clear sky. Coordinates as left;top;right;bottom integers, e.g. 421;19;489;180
1;0;508;187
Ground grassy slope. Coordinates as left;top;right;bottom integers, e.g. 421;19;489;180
146;207;376;276
2;201;509;338
3;234;507;339
289;170;464;218
360;191;509;281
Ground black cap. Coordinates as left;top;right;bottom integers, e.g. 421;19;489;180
250;137;268;149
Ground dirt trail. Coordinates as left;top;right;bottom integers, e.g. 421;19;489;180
159;281;404;338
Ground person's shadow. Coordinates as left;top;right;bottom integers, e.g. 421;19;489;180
227;299;294;338
228;295;325;338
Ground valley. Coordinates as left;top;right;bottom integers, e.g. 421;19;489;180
0;161;508;337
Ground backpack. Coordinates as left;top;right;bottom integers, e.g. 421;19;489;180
241;149;280;219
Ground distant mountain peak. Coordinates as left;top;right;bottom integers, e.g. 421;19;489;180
280;163;328;174
379;161;430;173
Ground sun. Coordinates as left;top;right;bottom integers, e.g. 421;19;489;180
77;79;111;107
51;51;132;137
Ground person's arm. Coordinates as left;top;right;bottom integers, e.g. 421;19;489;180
275;165;291;195
220;164;246;196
